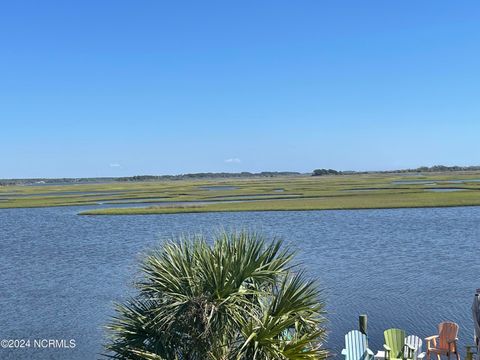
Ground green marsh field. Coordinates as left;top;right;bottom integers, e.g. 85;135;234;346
3;172;480;215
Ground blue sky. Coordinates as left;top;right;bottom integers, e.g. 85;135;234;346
1;1;479;178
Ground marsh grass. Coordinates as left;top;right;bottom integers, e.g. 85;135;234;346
2;172;480;214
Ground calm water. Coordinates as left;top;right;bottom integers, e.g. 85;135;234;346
198;185;239;191
1;206;479;359
392;180;437;185
393;179;480;185
425;188;468;192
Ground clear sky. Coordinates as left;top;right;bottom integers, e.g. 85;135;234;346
1;1;480;178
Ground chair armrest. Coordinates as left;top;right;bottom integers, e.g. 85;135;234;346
406;343;417;351
418;352;426;360
341;349;347;356
367;348;374;356
383;345;391;360
375;350;386;359
425;335;438;348
447;338;459;344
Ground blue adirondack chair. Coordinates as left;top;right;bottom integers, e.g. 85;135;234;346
342;330;375;360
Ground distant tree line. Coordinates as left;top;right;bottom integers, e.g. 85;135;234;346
311;165;480;176
312;169;343;176
116;172;301;182
392;165;480;173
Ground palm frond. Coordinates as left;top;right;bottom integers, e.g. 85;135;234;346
104;230;328;360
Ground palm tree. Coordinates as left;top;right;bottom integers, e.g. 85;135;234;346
104;230;328;360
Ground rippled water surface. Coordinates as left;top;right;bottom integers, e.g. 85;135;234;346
1;206;479;359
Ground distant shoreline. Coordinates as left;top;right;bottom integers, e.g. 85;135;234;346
3;165;480;186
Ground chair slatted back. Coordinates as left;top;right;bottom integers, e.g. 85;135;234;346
345;330;369;360
405;335;423;360
385;328;406;359
438;322;459;351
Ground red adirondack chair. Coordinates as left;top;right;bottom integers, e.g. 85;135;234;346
425;322;460;360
